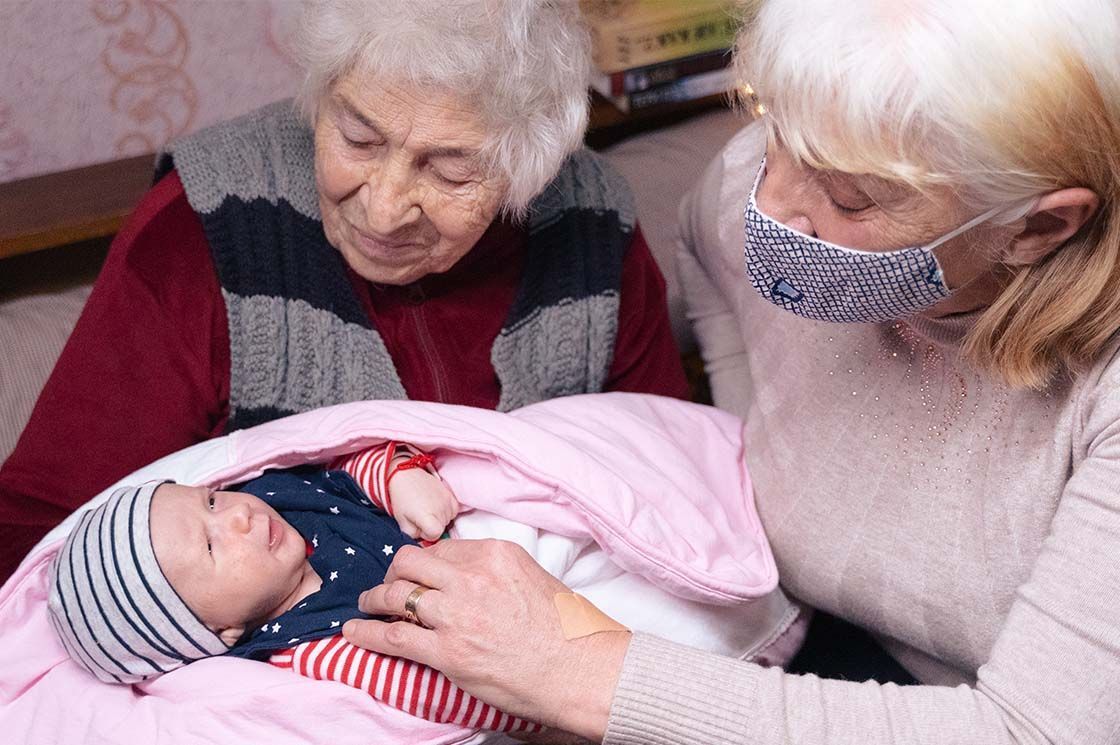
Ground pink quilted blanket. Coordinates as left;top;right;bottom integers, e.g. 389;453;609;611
0;393;776;744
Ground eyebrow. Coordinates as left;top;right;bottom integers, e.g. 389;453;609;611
334;94;481;161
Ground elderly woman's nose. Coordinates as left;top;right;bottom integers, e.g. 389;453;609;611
756;172;816;236
364;164;417;233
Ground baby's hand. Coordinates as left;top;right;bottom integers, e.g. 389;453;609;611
388;468;459;542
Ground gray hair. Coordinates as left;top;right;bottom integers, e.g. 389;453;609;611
293;0;591;218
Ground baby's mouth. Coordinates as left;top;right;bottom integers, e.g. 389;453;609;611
267;516;281;550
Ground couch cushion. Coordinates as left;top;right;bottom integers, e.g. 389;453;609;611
600;108;747;352
0;285;91;466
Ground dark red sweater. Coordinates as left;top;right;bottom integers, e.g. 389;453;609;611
0;172;689;582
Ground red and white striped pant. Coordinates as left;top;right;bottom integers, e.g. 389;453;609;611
270;635;539;734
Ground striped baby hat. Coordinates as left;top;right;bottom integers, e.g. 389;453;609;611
47;482;228;684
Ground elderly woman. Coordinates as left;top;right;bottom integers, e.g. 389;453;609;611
343;0;1120;743
0;0;688;582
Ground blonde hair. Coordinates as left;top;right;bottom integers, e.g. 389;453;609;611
292;0;590;220
734;0;1120;387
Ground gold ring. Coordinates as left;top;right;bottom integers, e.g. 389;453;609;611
402;585;430;627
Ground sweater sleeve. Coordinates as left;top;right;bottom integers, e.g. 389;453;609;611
605;361;1120;745
0;171;229;583
269;636;540;734
604;225;691;400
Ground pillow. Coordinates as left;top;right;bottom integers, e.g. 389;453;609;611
0;284;91;465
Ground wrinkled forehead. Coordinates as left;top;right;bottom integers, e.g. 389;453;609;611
327;72;490;155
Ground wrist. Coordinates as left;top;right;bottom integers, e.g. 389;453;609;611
554;631;632;741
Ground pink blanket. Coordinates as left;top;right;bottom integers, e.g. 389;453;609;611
0;393;775;744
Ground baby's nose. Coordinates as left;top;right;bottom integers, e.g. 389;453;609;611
222;502;252;533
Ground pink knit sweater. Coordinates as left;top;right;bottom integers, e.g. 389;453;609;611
604;124;1120;745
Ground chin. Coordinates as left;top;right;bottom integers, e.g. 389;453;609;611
357;265;427;286
348;256;432;286
331;240;411;281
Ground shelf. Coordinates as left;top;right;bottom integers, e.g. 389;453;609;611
0;154;154;260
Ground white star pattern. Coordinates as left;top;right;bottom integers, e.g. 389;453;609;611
303;480;311;485
312;536;318;548
260;624;269;632
298;602;307;609
329;570;339;581
266;492;275;496
344;546;356;555
316;488;325;493
330;620;340;628
288;638;300;644
271;623;281;633
382;545;394;556
329;506;340;515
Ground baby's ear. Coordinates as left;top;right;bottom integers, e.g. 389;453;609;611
218;624;246;646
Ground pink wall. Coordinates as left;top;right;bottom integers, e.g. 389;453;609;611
0;0;303;184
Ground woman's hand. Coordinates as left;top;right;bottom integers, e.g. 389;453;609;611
342;539;631;740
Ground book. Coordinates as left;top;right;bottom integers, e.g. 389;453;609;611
580;0;728;25
582;0;739;73
590;48;732;98
603;66;735;114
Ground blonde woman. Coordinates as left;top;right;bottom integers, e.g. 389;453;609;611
344;1;1120;743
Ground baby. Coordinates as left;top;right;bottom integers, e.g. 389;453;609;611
47;442;539;735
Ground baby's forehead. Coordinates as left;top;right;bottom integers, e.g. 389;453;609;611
150;485;198;537
152;482;199;501
152;483;246;504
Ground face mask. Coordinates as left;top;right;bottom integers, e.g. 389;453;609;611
743;158;1006;324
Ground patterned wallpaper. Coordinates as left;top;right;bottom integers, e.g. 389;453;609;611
0;0;303;184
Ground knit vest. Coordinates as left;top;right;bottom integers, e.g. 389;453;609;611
156;100;635;431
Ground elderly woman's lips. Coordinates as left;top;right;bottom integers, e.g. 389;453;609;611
351;225;417;254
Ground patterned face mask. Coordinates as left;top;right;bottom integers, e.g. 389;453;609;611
743;158;1005;324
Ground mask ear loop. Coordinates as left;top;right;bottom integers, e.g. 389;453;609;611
925;197;1041;251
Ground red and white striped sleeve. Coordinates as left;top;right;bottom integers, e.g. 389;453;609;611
329;442;420;515
269;637;541;734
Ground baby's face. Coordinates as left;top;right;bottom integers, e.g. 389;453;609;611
150;484;310;640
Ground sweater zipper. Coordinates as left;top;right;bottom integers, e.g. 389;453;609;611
407;286;450;402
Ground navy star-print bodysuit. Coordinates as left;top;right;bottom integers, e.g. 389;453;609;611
225;467;418;659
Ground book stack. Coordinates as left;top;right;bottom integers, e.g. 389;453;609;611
582;0;739;114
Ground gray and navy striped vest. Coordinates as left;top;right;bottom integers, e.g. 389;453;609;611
156;100;635;431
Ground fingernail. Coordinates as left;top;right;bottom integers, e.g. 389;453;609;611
342;620;355;637
358;590;368;605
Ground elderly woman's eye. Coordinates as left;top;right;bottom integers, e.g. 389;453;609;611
828;194;874;215
437;173;472;187
432;168;473;187
340;131;380;149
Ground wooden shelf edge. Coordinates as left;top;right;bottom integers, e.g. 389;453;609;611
0;213;129;260
0;153;154;261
